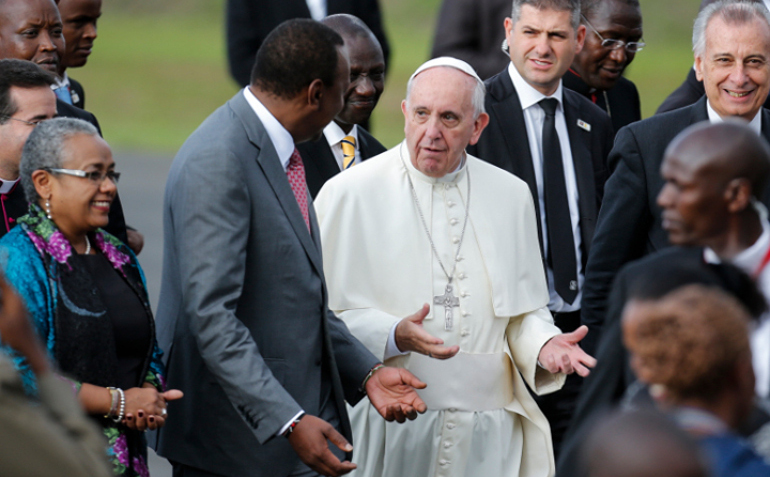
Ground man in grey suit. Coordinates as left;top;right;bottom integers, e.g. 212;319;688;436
156;19;426;477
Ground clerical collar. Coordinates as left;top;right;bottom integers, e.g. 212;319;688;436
400;141;466;185
0;177;19;194
243;87;295;172
706;100;762;134
704;202;770;271
323;121;358;150
508;61;564;111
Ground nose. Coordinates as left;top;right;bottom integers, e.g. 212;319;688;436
728;62;750;86
354;75;375;97
84;23;98;40
608;45;628;65
425;114;442;141
100;175;118;194
38;31;56;51
533;34;551;57
657;182;674;209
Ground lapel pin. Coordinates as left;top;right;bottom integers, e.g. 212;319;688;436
577;119;591;132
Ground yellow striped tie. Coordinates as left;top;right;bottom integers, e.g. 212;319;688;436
341;136;356;169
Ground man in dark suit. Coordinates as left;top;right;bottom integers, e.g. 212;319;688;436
297;14;386;198
564;0;643;133
656;0;767;114
559;121;770;476
468;0;613;456
430;0;510;80
156;19;427;477
580;0;770;356
226;0;390;88
55;0;102;109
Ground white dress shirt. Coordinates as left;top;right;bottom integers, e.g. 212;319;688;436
243;87;295;172
324;122;361;170
306;0;326;20
704;205;770;398
508;62;583;313
707;100;763;133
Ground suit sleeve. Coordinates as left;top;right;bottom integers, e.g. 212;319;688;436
580;126;651;355
169;146;302;444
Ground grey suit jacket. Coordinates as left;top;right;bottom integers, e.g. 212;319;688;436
155;91;379;476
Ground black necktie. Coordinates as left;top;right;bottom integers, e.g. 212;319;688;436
540;98;578;304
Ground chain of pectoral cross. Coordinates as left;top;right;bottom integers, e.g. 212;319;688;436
400;145;471;331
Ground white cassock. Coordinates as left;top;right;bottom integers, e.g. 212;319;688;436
314;142;566;477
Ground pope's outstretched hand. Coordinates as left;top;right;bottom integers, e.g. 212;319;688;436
538;325;597;377
395;304;460;359
366;366;428;423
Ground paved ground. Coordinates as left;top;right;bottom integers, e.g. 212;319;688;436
114;150;174;476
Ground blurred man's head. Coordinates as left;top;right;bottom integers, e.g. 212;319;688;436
693;1;770;121
57;0;102;73
0;0;64;75
251;19;349;143
402;58;489;178
0;59;57;179
505;0;586;95
572;0;643;91
321;14;385;133
657;121;770;251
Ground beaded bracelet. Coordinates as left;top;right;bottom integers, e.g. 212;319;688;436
360;363;385;393
111;388;126;423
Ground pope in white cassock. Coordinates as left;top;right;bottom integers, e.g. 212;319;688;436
314;57;596;477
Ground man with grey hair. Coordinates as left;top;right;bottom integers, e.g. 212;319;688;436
315;57;595;477
467;0;614;455
581;0;770;361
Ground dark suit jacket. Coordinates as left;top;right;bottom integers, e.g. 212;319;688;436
656;68;770;115
68;77;85;109
0;184;28;239
563;69;641;134
155;92;379;476
297;126;386;198
580;96;770;354
226;0;391;87
429;0;510;80
468;69;614;271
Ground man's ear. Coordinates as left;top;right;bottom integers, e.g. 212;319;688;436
307;79;325;110
725;177;752;213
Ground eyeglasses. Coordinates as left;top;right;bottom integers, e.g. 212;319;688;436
46;168;121;184
581;15;645;53
1;116;46;127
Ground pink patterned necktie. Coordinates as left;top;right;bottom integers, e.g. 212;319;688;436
286;148;310;231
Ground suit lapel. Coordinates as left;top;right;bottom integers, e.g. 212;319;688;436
488;75;544;250
563;93;597;261
229;94;324;275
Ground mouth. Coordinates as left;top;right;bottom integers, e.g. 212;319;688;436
34;57;58;71
600;67;623;79
530;58;552;68
725;89;753;98
91;200;112;211
348;98;374;109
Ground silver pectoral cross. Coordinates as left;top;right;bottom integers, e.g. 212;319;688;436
434;282;460;331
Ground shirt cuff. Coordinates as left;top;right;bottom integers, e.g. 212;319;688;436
384;322;409;361
277;410;305;437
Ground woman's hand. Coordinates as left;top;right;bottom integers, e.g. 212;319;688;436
123;384;183;431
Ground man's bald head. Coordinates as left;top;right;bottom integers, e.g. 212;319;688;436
667;121;770;197
320;14;385;131
584;410;709;477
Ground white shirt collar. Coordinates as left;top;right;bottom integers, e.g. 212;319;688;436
51;72;69;90
507;62;564;111
706;99;762;134
243;87;296;171
324;122;358;149
704;202;770;271
0;177;19;194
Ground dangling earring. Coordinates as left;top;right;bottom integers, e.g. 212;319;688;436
45;198;52;220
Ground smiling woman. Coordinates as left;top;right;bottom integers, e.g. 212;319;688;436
0;117;183;477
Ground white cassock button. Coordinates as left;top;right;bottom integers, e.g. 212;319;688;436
461;310;468;317
460;291;468;297
444;442;452;449
452;237;460;244
447;200;455;207
456;254;463;261
444;184;451;190
458;273;466;279
461;329;470;336
447;423;456;429
439;460;449;466
450;218;458;226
